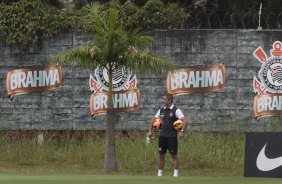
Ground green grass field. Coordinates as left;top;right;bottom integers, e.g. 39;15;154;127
0;131;244;176
0;131;281;183
0;174;281;184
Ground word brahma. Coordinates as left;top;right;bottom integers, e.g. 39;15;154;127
256;94;282;112
170;70;224;89
93;92;138;109
90;89;140;117
6;66;62;98
167;65;226;95
10;69;60;90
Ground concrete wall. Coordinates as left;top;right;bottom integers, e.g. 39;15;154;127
1;29;282;132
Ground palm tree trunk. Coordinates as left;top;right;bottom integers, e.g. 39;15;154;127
104;107;117;172
104;65;118;172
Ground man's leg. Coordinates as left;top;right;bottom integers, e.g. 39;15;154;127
159;153;166;170
168;137;178;177
171;153;178;169
158;153;166;176
158;136;167;176
171;154;179;176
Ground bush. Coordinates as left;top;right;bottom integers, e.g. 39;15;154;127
160;3;188;29
0;0;188;47
122;0;187;30
141;0;165;29
0;0;77;46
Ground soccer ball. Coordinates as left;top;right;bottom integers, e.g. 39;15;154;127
153;118;162;129
173;119;183;130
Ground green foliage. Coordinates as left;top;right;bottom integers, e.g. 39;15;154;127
127;0;163;29
1;0;281;48
118;2;140;30
41;0;64;8
0;0;76;46
0;0;186;47
0;0;20;4
73;0;148;9
159;3;188;29
144;0;164;12
52;3;178;75
78;0;187;32
121;0;187;30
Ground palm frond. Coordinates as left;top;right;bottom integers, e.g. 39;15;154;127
50;3;178;76
126;29;153;46
81;3;108;33
50;46;104;69
123;51;179;76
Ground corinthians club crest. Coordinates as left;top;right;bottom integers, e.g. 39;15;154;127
253;41;282;119
89;65;137;93
259;57;282;93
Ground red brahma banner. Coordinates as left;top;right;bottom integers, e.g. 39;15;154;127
166;64;226;96
6;65;62;99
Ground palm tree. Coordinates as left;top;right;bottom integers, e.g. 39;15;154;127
51;3;178;172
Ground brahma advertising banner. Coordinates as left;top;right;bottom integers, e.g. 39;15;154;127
90;89;140;117
89;65;140;117
253;41;282;119
253;94;282;118
166;64;226;95
245;132;282;178
6;65;63;99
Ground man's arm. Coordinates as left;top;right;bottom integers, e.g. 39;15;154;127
175;108;187;131
178;117;187;139
180;117;187;132
176;108;188;138
147;117;155;137
148;109;160;137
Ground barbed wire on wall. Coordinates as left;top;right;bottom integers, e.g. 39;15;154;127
184;11;282;29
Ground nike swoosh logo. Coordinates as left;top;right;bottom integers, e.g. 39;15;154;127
256;143;282;171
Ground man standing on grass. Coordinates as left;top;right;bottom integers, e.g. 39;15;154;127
147;93;187;177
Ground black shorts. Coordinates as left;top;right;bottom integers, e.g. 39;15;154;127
158;136;178;154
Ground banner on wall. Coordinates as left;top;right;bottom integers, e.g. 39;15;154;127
253;41;282;119
166;64;226;95
90;89;140;117
89;65;140;117
6;65;63;99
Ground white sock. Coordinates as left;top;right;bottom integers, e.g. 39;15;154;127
173;169;178;177
157;169;163;176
